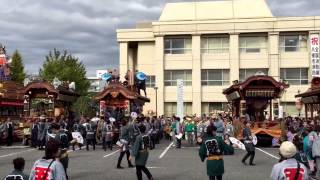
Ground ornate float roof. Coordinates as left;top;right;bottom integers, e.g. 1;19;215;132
24;81;79;102
296;77;320;102
0;81;24;106
223;75;289;101
94;82;150;102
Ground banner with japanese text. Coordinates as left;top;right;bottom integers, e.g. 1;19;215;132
176;79;184;122
311;34;320;77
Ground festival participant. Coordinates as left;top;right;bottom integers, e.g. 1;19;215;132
117;119;134;169
185;118;195;146
312;125;320;179
4;157;29;180
241;121;255;166
84;118;96;151
270;141;308;180
132;124;154;180
29;139;67;180
174;117;182;149
214;114;225;139
51;123;70;178
72;119;83;150
225;118;234;137
4;117;14;146
103;119;114;151
31;118;39;148
199;125;233;180
37;116;46;150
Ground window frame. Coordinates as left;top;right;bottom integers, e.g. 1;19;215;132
201;36;229;54
164;102;193;116
145;75;156;88
239;36;267;53
279;35;308;52
201;69;229;86
280;68;308;85
164;38;192;54
164;70;192;86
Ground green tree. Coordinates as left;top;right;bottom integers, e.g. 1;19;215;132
39;49;90;95
10;50;26;83
72;94;97;117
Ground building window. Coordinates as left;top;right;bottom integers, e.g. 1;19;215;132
280;68;308;85
164;102;192;116
164;70;192;86
201;102;228;114
239;69;268;82
279;34;308;52
146;75;156;88
239;36;267;53
201;36;229;54
164;37;191;54
201;69;229;86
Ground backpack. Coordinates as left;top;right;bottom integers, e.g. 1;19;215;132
205;139;222;156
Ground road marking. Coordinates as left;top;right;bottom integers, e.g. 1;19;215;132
67;148;80;153
256;148;280;160
103;149;120;158
0;148;36;158
147;166;165;169
159;142;174;159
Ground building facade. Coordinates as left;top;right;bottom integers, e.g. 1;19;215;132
117;0;320;117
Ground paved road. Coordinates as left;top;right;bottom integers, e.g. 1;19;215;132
0;141;280;180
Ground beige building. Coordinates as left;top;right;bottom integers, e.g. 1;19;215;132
117;0;320;117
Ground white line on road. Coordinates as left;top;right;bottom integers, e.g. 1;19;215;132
256;147;280;160
103;149;120;158
147;166;165;169
0;148;36;158
159;142;174;159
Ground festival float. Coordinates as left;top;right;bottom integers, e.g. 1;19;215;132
23;77;80;119
223;72;289;145
94;70;150;142
295;77;320;119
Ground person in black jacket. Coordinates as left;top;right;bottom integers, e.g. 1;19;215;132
241;121;255;166
31;118;39;148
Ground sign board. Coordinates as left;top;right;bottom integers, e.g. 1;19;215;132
176;79;184;122
311;34;320;77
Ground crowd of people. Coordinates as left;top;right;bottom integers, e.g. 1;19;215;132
2;112;320;180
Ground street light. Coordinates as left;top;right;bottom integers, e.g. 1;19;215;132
154;86;158;117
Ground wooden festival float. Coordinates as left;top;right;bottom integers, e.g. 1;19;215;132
295;77;320;119
0;45;25;142
23;77;79;119
94;71;150;142
223;73;289;144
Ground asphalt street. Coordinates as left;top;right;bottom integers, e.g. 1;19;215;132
0;141;280;180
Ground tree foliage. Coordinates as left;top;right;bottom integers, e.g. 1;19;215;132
72;94;97;117
39;49;90;95
10;50;26;83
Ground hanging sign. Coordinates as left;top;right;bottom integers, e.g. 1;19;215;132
311;34;320;77
177;79;184;122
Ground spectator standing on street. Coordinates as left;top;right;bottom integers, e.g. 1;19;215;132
31;118;39;148
29;139;67;180
270;141;308;180
4;157;29;180
37;116;46;150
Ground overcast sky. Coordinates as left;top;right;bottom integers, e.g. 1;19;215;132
0;0;319;76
